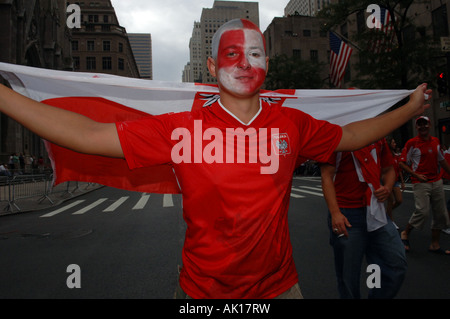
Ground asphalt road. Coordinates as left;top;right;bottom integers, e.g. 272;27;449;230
0;176;449;301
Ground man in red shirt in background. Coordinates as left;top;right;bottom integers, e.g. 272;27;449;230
321;139;407;298
400;116;450;256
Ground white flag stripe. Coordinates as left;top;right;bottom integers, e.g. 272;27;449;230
103;196;129;212
72;198;108;215
0;62;413;127
40;200;85;218
133;194;151;210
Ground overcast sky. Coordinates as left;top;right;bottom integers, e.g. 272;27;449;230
110;0;290;82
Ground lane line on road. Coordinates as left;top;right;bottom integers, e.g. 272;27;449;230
72;198;108;215
292;187;323;197
40;200;86;218
163;194;174;207
103;196;129;212
133;194;150;210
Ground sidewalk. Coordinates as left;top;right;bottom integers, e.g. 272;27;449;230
0;181;103;216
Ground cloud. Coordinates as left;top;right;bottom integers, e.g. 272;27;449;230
110;0;288;82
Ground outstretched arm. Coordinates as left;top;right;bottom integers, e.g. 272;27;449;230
0;84;124;158
336;84;431;152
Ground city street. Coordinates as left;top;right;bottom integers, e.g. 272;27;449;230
0;176;449;300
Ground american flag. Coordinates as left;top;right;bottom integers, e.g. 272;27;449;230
329;31;353;88
370;7;396;53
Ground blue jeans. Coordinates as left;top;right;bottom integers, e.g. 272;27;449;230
328;207;407;299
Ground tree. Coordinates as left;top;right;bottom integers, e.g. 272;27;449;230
318;0;441;89
318;0;444;145
264;55;326;90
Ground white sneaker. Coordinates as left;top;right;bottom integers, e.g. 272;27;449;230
442;228;450;235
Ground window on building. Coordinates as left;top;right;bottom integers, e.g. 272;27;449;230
102;57;112;70
87;40;95;51
73;57;80;70
432;5;449;38
118;58;124;70
303;30;311;37
103;41;111;52
310;50;318;62
88;15;99;23
72;40;79;51
86;57;96;70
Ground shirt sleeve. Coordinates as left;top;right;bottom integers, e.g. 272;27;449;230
116;112;188;170
399;140;412;164
295;111;343;163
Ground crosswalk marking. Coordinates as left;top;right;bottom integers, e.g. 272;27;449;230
35;182;450;219
37;188;330;219
133;194;150;210
40;200;86;218
163;194;174;207
299;186;323;192
73;198;108;215
291;187;323;197
103;196;129;212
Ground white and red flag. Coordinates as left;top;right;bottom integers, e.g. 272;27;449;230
0;62;413;194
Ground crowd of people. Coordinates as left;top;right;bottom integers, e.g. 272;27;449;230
0;153;46;177
0;18;444;299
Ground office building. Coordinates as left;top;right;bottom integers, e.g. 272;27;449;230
128;33;153;79
284;0;332;17
68;0;139;78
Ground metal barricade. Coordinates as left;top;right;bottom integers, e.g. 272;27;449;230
7;174;49;212
1;173;100;214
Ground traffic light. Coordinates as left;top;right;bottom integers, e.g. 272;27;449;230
437;72;448;96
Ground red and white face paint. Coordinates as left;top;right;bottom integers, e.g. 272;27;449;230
216;28;267;96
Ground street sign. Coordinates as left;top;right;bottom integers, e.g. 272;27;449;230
441;37;450;52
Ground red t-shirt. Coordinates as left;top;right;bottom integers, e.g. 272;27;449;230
116;100;342;298
400;136;444;183
392;153;402;181
326;140;393;207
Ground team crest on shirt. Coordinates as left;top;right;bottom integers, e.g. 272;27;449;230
272;133;291;156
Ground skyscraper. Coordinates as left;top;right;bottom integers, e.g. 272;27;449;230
128;33;153;80
284;0;332;17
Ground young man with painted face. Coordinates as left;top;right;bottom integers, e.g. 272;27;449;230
0;19;433;298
